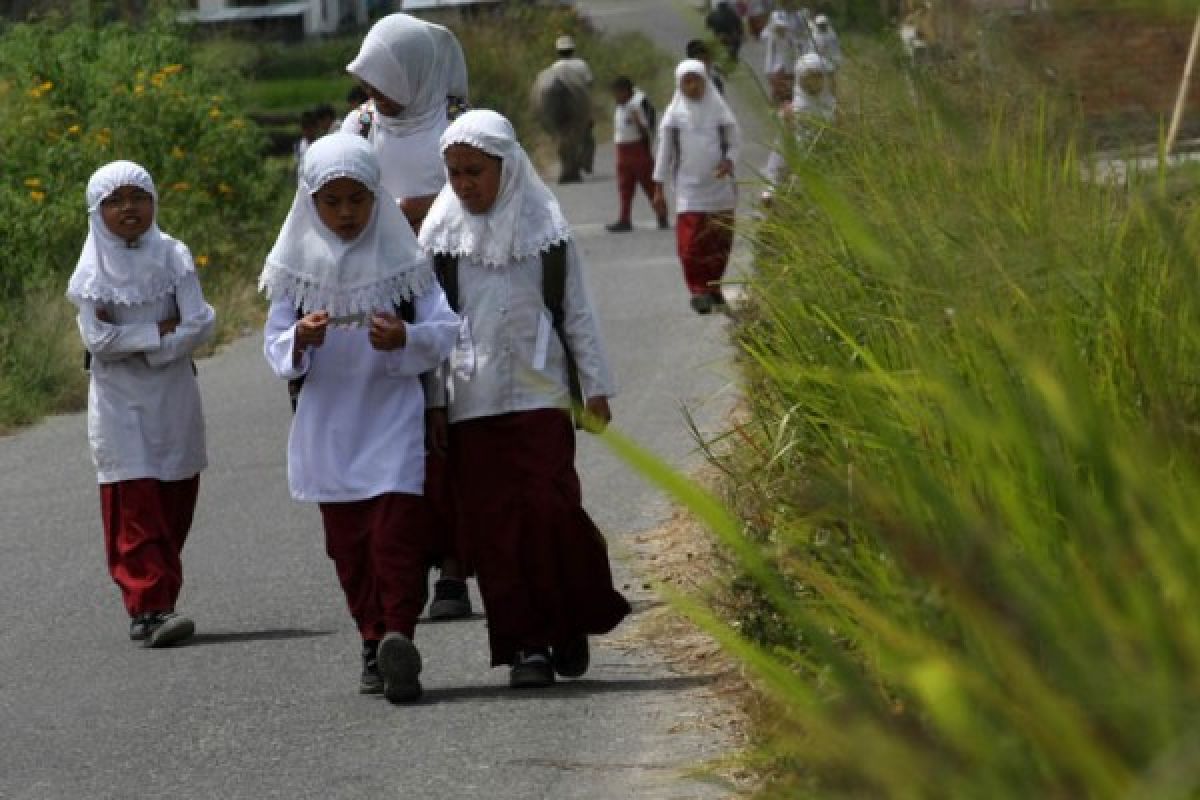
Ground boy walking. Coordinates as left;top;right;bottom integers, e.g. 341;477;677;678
607;77;667;233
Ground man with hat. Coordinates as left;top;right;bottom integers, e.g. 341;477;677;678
531;34;596;184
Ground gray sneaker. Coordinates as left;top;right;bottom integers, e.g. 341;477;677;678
428;578;473;621
145;612;195;648
378;633;423;704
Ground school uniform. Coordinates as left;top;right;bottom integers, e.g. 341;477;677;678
421;110;630;672
67;161;216;623
764;54;837;192
260;134;459;651
613;89;657;226
654;60;742;301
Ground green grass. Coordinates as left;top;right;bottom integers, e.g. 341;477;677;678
242;76;356;115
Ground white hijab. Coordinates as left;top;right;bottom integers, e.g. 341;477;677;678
420;109;570;269
346;13;468;138
67;161;191;307
258;133;432;316
661;59;740;133
793;53;837;120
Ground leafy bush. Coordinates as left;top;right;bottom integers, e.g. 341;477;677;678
699;36;1200;799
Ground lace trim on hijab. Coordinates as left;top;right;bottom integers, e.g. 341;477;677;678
68;243;192;306
258;260;435;317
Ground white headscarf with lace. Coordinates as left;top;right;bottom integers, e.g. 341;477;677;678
66;161;192;307
419;109;570;269
258;133;433;316
661;59;740;133
793;53;837;120
346;13;468;138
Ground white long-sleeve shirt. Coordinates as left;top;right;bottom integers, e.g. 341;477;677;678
653;124;740;213
76;272;216;484
341;108;449;204
263;285;458;503
428;240;615;424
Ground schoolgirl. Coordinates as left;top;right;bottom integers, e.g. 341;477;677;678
652;60;742;315
762;53;837;202
260;133;459;703
420;110;631;689
67;160;216;648
345;11;474;620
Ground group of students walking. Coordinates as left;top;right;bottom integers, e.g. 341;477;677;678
67;12;630;703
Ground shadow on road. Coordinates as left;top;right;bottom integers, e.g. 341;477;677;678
422;674;718;704
185;628;337;646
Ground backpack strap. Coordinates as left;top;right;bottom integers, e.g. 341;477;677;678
670;126;682;182
718;123;731;161
540;242;583;422
432;252;460;312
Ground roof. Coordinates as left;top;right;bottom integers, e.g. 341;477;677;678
179;0;310;22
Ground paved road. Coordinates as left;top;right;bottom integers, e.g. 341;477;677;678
0;2;767;797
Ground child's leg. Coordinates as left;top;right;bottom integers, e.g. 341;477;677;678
675;212;713;296
616;155;636;224
100;479;189;616
366;493;431;639
319;500;386;641
698;212;736;292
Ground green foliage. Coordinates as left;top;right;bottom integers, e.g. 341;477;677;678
662;37;1200;799
0;12;278;428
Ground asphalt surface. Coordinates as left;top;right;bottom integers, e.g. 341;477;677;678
0;2;768;797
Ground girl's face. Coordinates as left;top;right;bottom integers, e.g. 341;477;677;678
100;184;155;243
680;72;707;101
313;177;375;241
444;144;503;216
800;71;827;96
362;82;404;118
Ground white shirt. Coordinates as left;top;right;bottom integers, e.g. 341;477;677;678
430;241;615;424
341;108;448;203
653;124;739;213
613;90;652;145
263;287;458;503
76;272;215;484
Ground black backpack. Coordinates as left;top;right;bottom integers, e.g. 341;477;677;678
432;242;583;425
640;93;657;136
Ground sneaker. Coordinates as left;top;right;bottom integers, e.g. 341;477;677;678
551;635;589;679
144;611;195;648
509;648;555;689
428;578;473;621
129;614;153;642
605;221;633;233
378;633;423;704
360;639;383;695
689;294;715;315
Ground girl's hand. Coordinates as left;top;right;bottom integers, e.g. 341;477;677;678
715;159;735;179
157;317;180;337
581;396;612;434
295;311;329;352
426;408;449;457
369;312;407;351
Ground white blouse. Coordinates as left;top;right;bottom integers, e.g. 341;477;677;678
428;240;615;424
340;111;448;203
263;286;458;503
76;272;216;484
653;124;739;213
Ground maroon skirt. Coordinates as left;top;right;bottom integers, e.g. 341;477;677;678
451;409;631;666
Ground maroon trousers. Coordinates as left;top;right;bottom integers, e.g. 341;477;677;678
675;211;735;296
616;141;656;225
451;409;631;666
318;493;430;641
100;476;199;616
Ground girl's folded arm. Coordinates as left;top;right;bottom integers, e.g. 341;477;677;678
385;285;460;377
263;295;309;380
144;272;216;368
561;241;616;401
76;302;160;363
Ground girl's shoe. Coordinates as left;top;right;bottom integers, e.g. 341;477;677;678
360;639;383;695
378;633;423;704
510;649;555;689
551;636;590;679
129;614;153;641
428;578;473;621
690;294;715;315
144;612;195;648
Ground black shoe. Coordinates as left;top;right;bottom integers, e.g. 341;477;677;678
551;635;589;679
605;221;633;233
378;633;423;704
558;174;583;185
709;288;727;307
129;614;153;641
657;214;670;230
360;639;383;695
510;648;555;689
144;611;194;648
689;294;715;315
428;578;473;621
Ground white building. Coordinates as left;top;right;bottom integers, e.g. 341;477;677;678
180;0;369;38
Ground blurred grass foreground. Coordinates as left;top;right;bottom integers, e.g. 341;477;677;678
648;4;1200;798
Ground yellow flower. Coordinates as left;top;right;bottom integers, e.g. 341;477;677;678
23;177;42;189
229;118;246;130
208;107;222;119
67;124;82;136
30;190;46;202
134;84;145;96
171;182;191;192
162;64;184;75
171;146;186;159
38;80;53;92
95;128;112;147
151;73;166;88
195;254;209;268
217;182;233;195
